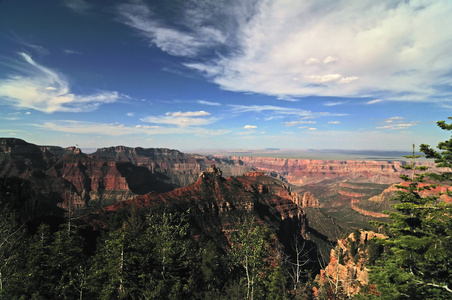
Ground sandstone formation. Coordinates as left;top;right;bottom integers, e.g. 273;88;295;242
0;138;252;220
219;156;412;185
315;230;386;298
86;166;322;253
2;138;446;239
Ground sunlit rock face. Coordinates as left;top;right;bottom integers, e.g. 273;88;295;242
0;138;254;220
87;167;311;255
218;156;410;185
315;230;387;298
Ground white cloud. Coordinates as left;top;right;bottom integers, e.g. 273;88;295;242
304;57;320;65
65;0;91;14
177;0;452;102
118;2;226;58
324;101;346;107
383;116;405;123
63;49;82;55
285;120;316;127
34;120;229;136
127;112;135;117
168;111;210;117
243;125;257;129
323;56;337;64
0;53;121;113
338;76;359;84
376;116;420;130
197;100;221;106
304;74;343;84
141;110;216;127
367;99;383;105
229;104;345;117
328;121;340;124
277;95;299;102
308;128;317;131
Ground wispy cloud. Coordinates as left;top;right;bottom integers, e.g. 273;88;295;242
324;101;346;107
284;120;316;127
367;99;383;105
136;0;452;102
34;120;229;136
0;53;121;113
383;116;405;123
376;117;420;130
118;1;227;58
170;111;210;117
230;104;346;118
277;95;299;102
197;100;221;106
63;49;83;55
140;110;217;127
328;121;340;124
64;0;92;14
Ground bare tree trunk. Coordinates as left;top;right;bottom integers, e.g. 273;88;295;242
335;247;340;298
119;231;124;295
245;252;250;300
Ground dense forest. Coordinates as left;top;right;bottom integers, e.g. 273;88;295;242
0;202;315;299
1;118;452;300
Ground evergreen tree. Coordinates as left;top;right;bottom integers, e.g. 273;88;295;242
87;208;150;299
3;222;88;300
200;239;226;297
361;118;452;299
0;201;26;296
143;209;196;299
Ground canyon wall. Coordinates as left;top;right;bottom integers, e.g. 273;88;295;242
219;156;412;185
0;138;256;219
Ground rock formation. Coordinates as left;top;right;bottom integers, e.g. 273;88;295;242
218;156;415;185
315;230;387;298
0;138;253;220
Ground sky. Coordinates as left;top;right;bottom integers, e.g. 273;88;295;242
1;0;452;152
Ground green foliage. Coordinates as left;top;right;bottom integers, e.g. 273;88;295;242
353;228;361;242
228;215;286;300
2;222;88;300
0;190;317;299
360;119;452;299
0;201;26;296
349;239;358;258
365;238;383;266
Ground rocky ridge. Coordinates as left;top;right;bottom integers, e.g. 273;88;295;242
85;165;341;269
0;138;253;219
218;156;412;185
315;230;387;298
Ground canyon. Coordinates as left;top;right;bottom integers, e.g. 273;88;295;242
3;138;442;246
3;137;450;296
1;138;416;221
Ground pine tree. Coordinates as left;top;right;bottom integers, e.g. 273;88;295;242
0;201;26;296
87;210;148;300
143;209;195;299
361;118;452;299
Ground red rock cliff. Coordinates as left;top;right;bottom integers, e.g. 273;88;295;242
219;156;423;185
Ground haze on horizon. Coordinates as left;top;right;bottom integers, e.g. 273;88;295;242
1;0;452;152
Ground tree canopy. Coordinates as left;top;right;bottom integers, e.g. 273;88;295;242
360;118;452;299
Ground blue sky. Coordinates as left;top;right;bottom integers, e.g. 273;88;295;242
1;0;452;151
